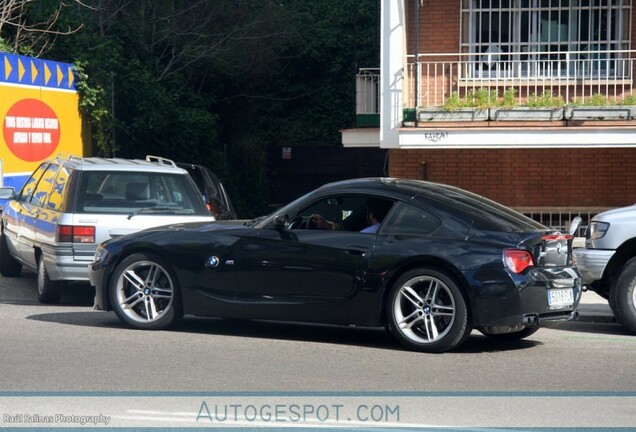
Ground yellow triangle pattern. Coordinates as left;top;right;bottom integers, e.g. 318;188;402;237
2;54;76;89
4;56;12;80
31;61;39;83
68;66;74;87
43;63;51;85
18;59;25;81
56;65;63;86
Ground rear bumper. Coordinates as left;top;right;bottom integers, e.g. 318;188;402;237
573;248;615;285
470;266;583;328
41;244;92;282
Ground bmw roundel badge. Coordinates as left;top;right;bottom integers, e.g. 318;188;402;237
206;256;220;268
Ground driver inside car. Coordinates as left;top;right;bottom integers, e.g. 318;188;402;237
309;198;393;233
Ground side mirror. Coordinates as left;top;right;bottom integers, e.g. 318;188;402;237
569;216;582;236
273;214;289;230
0;187;16;200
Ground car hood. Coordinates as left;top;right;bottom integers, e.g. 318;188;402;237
143;220;250;233
593;204;636;222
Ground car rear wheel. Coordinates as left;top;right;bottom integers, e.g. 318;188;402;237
109;252;182;330
610;258;636;333
37;254;62;304
478;326;539;340
387;268;471;353
0;230;22;277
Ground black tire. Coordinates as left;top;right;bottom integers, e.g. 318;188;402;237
387;268;472;353
37;254;62;304
610;258;636;333
109;252;182;330
478;326;539;340
0;230;22;277
608;290;618;316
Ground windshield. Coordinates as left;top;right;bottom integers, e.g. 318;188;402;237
251;192;316;229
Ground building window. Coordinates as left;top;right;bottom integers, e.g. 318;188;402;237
460;0;632;78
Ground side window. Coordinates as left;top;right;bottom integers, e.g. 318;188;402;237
30;164;59;207
382;202;442;235
292;195;394;233
19;164;48;204
293;195;367;231
47;166;72;211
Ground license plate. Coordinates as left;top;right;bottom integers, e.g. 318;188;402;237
548;288;574;309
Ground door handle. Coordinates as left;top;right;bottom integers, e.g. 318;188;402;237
345;247;368;256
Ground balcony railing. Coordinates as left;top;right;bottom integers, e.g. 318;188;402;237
405;50;636;108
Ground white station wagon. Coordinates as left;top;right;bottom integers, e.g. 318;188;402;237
0;154;215;303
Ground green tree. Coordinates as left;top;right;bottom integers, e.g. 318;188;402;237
42;0;380;217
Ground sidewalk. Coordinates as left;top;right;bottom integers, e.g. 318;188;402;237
577;289;615;323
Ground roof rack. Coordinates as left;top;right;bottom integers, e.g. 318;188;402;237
145;155;177;168
56;153;84;164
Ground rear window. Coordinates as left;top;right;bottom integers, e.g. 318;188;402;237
75;171;208;215
426;188;546;232
382;202;442;235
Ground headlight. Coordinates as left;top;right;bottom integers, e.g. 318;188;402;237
93;243;110;264
588;221;610;240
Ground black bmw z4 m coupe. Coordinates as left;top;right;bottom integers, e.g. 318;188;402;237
90;178;582;352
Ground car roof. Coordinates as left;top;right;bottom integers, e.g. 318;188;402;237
46;154;189;174
315;177;471;199
175;162;222;181
310;177;546;233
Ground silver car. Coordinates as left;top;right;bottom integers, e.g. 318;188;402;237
0;154;215;303
574;205;636;334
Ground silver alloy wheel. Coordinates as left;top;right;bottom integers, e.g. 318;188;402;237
392;275;456;344
114;259;175;323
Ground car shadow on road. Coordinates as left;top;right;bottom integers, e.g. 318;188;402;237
549;319;632;336
24;309;541;353
0;272;95;307
173;319;542;353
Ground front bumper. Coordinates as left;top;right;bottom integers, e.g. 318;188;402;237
89;262;110;311
573;248;615;285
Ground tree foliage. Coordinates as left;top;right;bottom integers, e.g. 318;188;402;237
0;0;84;56
1;0;380;217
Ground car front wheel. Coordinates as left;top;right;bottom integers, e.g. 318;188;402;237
387;268;471;353
611;257;636;334
37;254;62;304
109;252;182;330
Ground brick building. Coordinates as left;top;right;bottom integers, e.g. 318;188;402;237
342;1;636;227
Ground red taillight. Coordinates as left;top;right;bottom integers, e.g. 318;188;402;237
206;201;221;219
541;234;573;241
57;225;95;243
57;225;73;242
505;249;535;274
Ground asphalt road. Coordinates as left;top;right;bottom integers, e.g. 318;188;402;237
0;271;634;428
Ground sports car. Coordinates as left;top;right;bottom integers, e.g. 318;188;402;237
89;178;582;352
